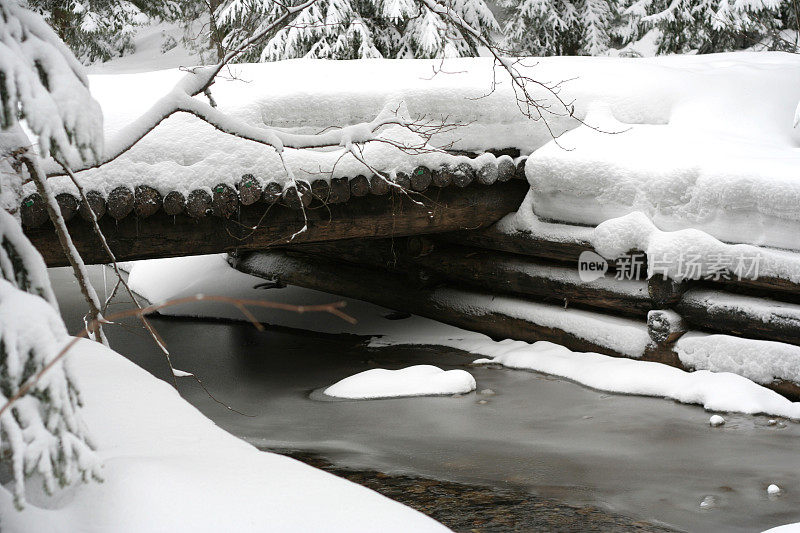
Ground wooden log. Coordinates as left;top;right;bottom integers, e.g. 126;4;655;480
410;166;432;192
647;309;687;345
432;164;453;188
393;171;411;190
515;157;527;180
79;190;106;222
350;175;370;197
236;249;642;359
475;158;498;186
235;249;800;402
329;177;351;204
237;174;262;206
55;193;78;222
163;191;186;216
369;174;390;195
648;275;687;307
497;155;515;183
290;239;653;317
107;186;134;221
676;290;800;346
28;179;528;266
406;236;435;258
134;185;162;219
311;179;330;203
20;193;49;228
211;183;238;218
262;181;283;204
437;225;594;266
452;162;474;188
186;189;212;219
281;181;312;210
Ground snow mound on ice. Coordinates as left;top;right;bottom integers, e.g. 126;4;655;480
324;365;476;399
465;339;800;419
0;339;448;532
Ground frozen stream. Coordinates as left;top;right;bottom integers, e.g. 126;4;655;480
52;266;800;532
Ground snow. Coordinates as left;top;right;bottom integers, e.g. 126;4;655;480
0;338;449;532
675;332;800;386
462;339;800;419
768;484;782;495
323;365;476;399
764;524;800;533
524;53;800;251
128;255;800;419
33;51;798;213
709;414;725;426
590;211;800;282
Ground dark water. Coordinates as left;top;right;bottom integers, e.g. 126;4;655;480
52;266;800;532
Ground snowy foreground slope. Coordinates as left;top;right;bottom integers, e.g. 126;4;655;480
129;255;800;419
0;339;448;533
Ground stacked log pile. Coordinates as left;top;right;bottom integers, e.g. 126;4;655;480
23;155;528;266
235;229;800;400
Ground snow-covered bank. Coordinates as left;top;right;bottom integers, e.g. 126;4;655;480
0;339;449;532
128;255;800;419
523;55;800;251
324;366;476;399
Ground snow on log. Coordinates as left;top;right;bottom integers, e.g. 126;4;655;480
212;183;238;218
410;166;432;192
262;181;282;204
677;290;800;346
647;309;687;345
497;155;515;182
55;192;78;222
289;239;653;317
20;193;48;228
134;185;163;219
236;249;652;359
27;180;528;266
107;186;134;220
78;190;106;222
163;191;186;216
237;174;262;206
186;189;212;219
432;165;453;188
475;158;498;186
349;175;370;197
452;163;475;188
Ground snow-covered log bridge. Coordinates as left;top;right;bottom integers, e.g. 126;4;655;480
22;153;527;267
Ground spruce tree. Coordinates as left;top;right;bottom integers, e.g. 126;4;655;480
216;0;499;61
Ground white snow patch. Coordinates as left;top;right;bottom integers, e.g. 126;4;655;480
0;339;448;532
768;484;782;495
447;339;800;419
324;365;476;399
709;414;725;426
675;332;800;385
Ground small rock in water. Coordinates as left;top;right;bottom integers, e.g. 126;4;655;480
699;495;718;510
709;415;725;427
768;484;781;495
480;389;496;396
767;419;778;426
477;399;488;405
